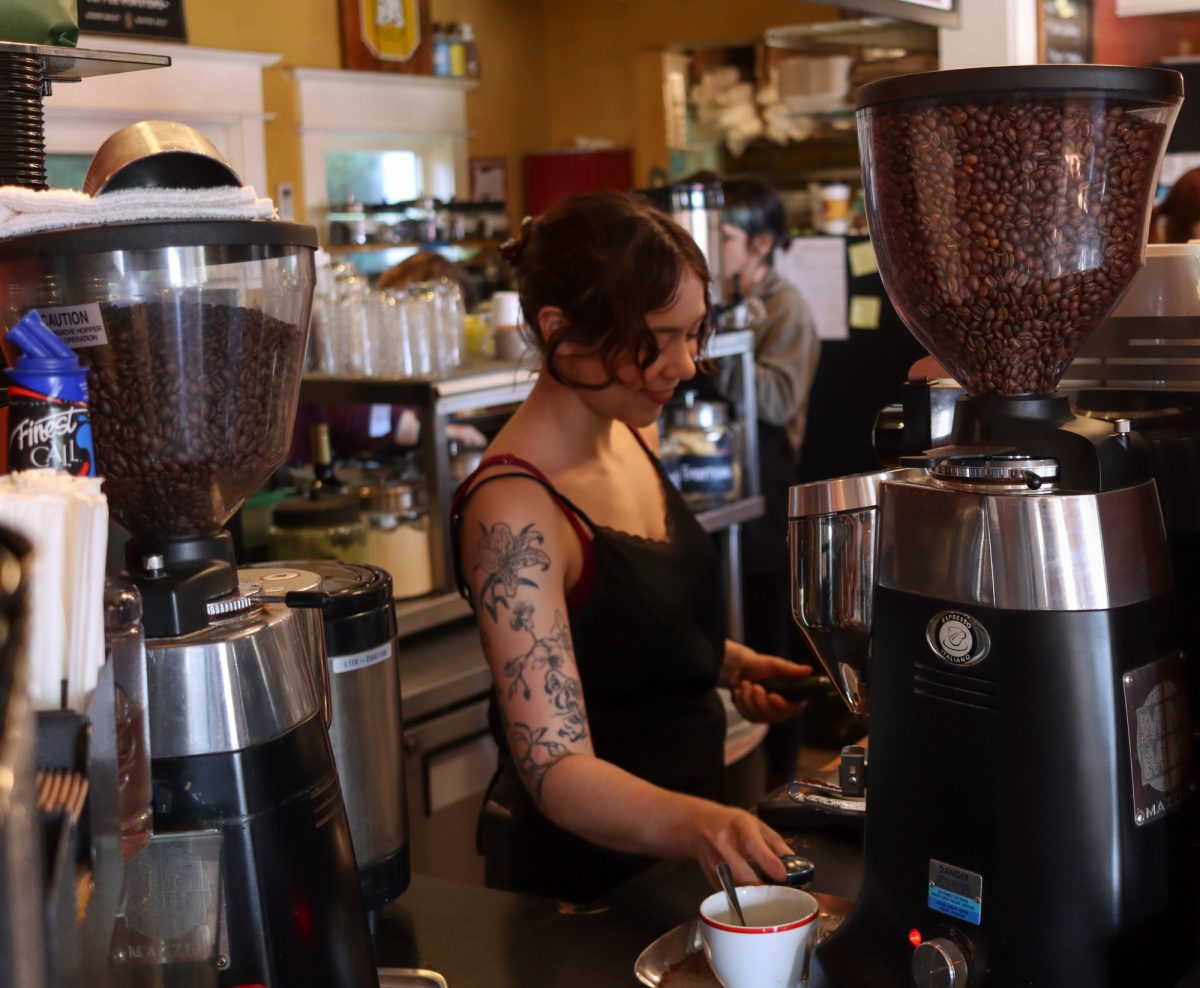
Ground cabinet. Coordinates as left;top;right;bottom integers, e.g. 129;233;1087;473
297;328;763;640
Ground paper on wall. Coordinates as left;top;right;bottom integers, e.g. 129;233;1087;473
774;237;848;341
849;295;882;331
848;240;879;279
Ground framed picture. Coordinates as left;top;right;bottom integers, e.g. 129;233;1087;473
340;0;432;75
470;157;508;203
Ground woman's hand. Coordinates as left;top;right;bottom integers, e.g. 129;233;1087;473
723;640;812;724
687;801;793;889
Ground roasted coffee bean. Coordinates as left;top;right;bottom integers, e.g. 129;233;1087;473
864;97;1167;394
79;302;303;538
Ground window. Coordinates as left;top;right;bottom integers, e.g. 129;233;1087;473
326;149;421;206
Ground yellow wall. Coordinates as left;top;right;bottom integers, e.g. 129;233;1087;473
182;0;835;217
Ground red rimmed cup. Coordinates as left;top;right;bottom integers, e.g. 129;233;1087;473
699;885;820;988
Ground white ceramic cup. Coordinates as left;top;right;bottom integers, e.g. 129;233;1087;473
491;290;522;328
699;885;820;988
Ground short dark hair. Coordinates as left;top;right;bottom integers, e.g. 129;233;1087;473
1158;167;1200;245
505;192;713;388
722;178;789;265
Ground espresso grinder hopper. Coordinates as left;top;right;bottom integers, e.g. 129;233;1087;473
0;219;379;986
789;65;1195;988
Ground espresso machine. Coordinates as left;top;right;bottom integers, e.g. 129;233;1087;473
790;65;1195;988
0;219;379;987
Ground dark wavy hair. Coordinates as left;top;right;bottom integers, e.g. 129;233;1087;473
502;191;713;388
722;177;790;267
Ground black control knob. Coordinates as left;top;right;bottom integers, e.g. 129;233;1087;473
912;937;969;988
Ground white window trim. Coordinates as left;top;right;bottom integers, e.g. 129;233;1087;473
293;68;475;231
42;35;279;195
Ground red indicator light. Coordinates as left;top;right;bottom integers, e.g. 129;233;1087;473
908;929;923;948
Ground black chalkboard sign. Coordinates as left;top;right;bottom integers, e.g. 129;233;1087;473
77;0;188;42
1039;0;1092;64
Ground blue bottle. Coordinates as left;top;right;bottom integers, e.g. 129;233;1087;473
5;309;96;476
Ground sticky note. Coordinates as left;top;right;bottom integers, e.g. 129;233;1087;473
849;295;882;331
848;240;879;278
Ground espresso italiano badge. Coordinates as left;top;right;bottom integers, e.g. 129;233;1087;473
360;0;422;62
926;610;991;668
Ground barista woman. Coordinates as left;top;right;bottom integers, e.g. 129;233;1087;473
451;192;812;903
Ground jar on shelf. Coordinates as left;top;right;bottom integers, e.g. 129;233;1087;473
268;495;368;562
666;393;741;509
357;484;433;600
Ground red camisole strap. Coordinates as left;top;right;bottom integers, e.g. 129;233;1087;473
451;454;597;613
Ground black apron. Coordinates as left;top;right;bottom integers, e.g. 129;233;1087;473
451;432;728;902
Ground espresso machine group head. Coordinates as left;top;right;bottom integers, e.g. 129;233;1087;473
790;65;1195;988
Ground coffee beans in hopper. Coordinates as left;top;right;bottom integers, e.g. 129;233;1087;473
865;99;1166;394
81;301;302;538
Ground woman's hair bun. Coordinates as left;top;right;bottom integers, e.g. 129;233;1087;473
499;215;535;265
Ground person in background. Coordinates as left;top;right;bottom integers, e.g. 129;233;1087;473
378;249;480;310
713;178;821;789
451;192;812;903
1152;167;1200;244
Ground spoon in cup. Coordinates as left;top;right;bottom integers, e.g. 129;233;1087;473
716;861;747;926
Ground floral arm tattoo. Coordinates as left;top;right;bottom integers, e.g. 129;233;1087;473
473;519;586;799
474;521;550;623
497;604;588;800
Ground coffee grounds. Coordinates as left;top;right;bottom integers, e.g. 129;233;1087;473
82;301;302;538
865;98;1166;394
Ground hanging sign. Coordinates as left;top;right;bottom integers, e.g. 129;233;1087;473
76;0;188;42
360;0;421;62
1038;0;1093;64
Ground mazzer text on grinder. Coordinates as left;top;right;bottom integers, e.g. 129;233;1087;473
0;219;379;987
790;65;1194;988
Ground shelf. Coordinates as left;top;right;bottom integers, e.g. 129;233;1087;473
0;40;171;81
706;329;756;359
695;495;765;533
763;17;938;54
325;240;501;254
300;359;537;410
395;591;473;639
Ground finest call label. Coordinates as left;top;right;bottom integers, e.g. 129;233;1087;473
8;387;95;476
926;610;991;667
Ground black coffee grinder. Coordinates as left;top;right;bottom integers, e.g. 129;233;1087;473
0;220;379;987
790;65;1195;988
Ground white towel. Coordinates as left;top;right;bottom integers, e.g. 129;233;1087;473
0;185;277;239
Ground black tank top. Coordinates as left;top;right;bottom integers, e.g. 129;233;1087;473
450;429;728;901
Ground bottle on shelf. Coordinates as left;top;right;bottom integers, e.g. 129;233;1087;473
460;23;481;79
310;422;347;495
432;23;451;78
448;22;466;78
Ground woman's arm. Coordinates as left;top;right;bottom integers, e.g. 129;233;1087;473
460;476;789;886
